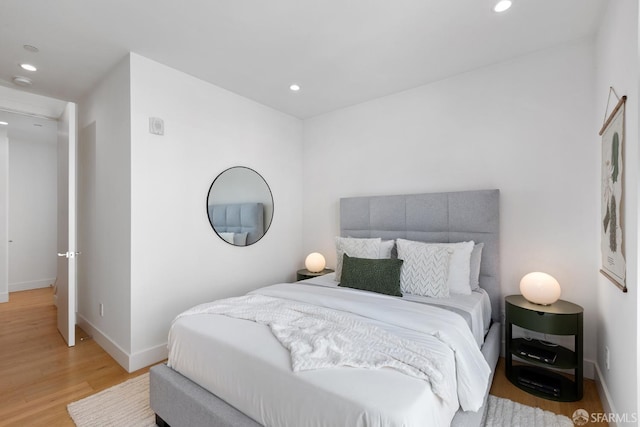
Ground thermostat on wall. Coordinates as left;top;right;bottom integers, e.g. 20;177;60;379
149;117;164;135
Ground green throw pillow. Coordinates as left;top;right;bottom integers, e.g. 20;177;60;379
339;254;403;297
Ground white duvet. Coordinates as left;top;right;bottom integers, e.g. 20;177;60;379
168;283;491;427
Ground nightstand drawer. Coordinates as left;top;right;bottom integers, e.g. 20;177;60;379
506;303;581;335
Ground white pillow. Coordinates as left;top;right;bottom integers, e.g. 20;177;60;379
380;239;395;258
218;232;249;246
469;243;484;290
347;237;394;258
397;239;475;295
219;232;235;244
335;237;381;281
234;232;248;246
397;239;451;298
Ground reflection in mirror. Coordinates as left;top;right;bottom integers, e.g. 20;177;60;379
206;166;273;246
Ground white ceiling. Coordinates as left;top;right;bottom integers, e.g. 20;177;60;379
0;0;605;120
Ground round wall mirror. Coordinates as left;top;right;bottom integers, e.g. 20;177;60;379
206;166;273;246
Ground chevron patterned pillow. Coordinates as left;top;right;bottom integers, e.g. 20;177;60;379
334;237;381;281
397;239;452;298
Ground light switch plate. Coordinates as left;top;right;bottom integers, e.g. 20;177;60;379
149;117;164;135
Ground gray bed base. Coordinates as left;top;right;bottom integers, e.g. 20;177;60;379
151;189;501;427
150;323;500;427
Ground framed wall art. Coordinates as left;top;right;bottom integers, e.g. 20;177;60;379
599;91;627;292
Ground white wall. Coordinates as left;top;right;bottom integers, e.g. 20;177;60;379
302;39;598;367
594;0;639;420
77;56;132;363
77;53;304;371
8;128;57;292
0;128;8;303
127;54;303;370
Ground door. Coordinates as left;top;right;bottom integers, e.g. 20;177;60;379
56;102;77;346
0;127;7;303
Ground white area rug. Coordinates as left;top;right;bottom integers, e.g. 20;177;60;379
67;373;155;427
485;395;574;427
68;373;573;427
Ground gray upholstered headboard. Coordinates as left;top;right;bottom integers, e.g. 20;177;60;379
340;189;500;322
208;202;265;245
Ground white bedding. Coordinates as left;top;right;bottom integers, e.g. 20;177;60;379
168;283;491;427
302;272;492;346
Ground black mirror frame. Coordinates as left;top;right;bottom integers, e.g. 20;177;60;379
206;166;274;246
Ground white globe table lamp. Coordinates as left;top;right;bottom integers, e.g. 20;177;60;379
519;272;561;305
305;252;326;273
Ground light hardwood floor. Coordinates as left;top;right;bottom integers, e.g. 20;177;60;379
0;287;149;426
1;287;607;426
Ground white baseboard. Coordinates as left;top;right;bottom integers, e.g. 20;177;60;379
583;358;595;380
594;362;618;426
130;343;168;372
0;292;7;303
76;313;167;373
76;313;131;371
9;278;55;292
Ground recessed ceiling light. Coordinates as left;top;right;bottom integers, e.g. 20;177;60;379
23;44;39;53
0;121;8;126
12;76;32;86
19;63;37;72
494;0;512;12
289;84;301;92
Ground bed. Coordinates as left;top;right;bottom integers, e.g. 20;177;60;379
208;202;265;245
151;189;501;427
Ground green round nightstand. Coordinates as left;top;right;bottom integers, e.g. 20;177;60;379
505;294;583;401
296;268;334;281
